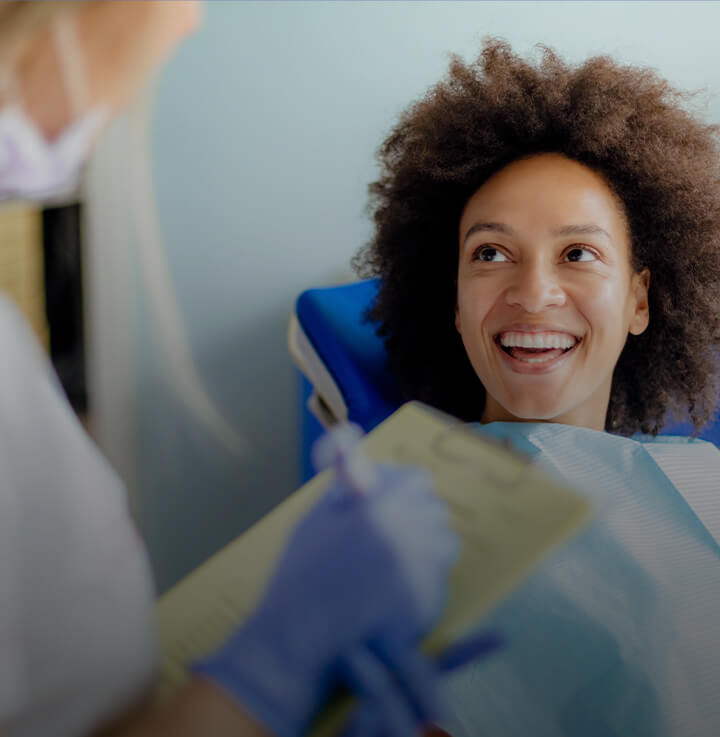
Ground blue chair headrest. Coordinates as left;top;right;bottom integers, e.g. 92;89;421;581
295;279;404;431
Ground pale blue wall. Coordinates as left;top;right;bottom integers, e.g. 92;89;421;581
138;1;720;591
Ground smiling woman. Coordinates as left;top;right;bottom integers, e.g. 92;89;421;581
356;39;720;437
354;39;720;737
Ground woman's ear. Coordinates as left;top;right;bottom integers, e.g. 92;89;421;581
628;268;650;336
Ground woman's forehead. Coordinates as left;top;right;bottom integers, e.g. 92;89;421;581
459;154;631;245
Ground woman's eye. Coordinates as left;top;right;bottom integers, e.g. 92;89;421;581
565;246;598;263
472;246;509;263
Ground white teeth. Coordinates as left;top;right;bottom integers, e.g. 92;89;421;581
499;331;577;350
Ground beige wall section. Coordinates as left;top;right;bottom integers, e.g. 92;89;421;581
0;201;48;349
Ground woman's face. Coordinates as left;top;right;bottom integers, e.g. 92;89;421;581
455;153;650;430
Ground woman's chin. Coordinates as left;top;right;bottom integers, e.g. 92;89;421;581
491;396;570;424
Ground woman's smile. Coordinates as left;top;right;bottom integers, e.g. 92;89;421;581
493;329;582;374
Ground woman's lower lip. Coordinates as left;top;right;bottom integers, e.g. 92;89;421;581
495;341;579;374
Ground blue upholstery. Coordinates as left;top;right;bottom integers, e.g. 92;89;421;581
296;279;403;432
295;279;720;446
659;418;720;445
298;373;326;484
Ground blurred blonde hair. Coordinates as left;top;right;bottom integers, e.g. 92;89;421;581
0;1;244;457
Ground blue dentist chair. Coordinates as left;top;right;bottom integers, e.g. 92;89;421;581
289;279;402;481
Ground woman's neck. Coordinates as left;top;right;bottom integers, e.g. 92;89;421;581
480;394;608;431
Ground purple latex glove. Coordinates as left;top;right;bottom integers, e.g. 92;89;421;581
193;424;460;737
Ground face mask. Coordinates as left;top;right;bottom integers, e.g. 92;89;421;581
0;12;109;203
0;102;109;202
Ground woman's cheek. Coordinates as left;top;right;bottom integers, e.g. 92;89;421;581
570;277;624;326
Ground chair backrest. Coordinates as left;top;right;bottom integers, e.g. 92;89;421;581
294;279;402;432
293;279;720;446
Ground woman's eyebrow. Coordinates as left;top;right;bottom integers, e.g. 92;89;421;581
551;224;612;242
462;222;516;245
462;222;612;246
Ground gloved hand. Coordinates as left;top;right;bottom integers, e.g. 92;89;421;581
192;424;460;737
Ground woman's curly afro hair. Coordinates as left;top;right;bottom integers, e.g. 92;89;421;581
354;39;720;435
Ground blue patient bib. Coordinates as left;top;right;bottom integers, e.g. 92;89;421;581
442;423;720;737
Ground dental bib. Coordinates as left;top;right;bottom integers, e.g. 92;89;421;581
441;422;720;737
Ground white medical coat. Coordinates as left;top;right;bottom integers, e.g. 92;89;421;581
0;297;157;737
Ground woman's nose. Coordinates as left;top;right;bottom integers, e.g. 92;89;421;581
504;263;566;312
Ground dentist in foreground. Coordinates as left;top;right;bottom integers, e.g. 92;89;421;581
0;3;494;737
